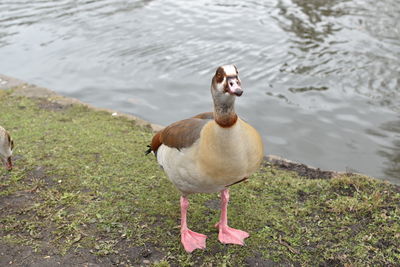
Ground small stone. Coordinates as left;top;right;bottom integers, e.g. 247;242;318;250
143;260;150;264
141;248;152;258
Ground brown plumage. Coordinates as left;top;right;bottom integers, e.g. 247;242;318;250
148;112;216;155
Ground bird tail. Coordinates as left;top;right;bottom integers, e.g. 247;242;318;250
145;145;152;155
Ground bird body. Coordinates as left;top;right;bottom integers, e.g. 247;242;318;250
156;117;263;195
0;125;13;170
147;65;264;252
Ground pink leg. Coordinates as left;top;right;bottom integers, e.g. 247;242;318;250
215;189;249;245
180;196;207;252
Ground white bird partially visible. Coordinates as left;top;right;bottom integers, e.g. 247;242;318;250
0;125;14;171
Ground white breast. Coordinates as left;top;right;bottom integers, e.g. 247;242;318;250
156;143;227;195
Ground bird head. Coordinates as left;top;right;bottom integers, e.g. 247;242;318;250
211;65;243;98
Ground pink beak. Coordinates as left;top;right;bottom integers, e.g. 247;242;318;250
5;157;12;171
226;77;243;96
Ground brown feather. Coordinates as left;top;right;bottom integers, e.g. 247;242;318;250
149;131;162;155
227;177;248;187
215;67;225;83
161;118;209;150
192;112;214;120
147;117;212;155
214;113;238;128
5;132;13;150
6;132;10;145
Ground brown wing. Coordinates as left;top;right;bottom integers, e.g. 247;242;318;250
147;113;213;155
147;131;162;155
192;112;214;120
6;132;13;150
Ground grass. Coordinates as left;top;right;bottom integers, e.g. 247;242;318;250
0;89;399;266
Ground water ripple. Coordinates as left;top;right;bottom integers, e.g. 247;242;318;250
0;0;400;182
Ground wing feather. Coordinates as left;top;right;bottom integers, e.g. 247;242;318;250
146;113;213;155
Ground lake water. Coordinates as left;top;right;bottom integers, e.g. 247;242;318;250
0;0;399;184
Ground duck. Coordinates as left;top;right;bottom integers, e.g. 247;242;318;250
146;65;264;252
0;125;14;171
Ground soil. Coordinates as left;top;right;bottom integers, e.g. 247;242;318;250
0;172;165;266
0;241;164;266
264;155;343;179
37;100;70;111
0;242;111;267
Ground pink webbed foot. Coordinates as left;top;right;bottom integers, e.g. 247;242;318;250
214;189;250;245
215;223;249;245
181;229;207;252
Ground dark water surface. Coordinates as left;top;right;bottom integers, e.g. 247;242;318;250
1;0;399;183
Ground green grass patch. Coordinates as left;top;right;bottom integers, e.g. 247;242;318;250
0;91;399;266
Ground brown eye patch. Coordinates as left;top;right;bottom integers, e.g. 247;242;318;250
215;67;226;83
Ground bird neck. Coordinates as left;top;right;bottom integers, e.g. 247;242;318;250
212;94;237;128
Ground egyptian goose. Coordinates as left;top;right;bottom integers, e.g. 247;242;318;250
146;65;264;252
0;126;14;171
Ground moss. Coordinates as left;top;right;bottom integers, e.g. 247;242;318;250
0;92;399;266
